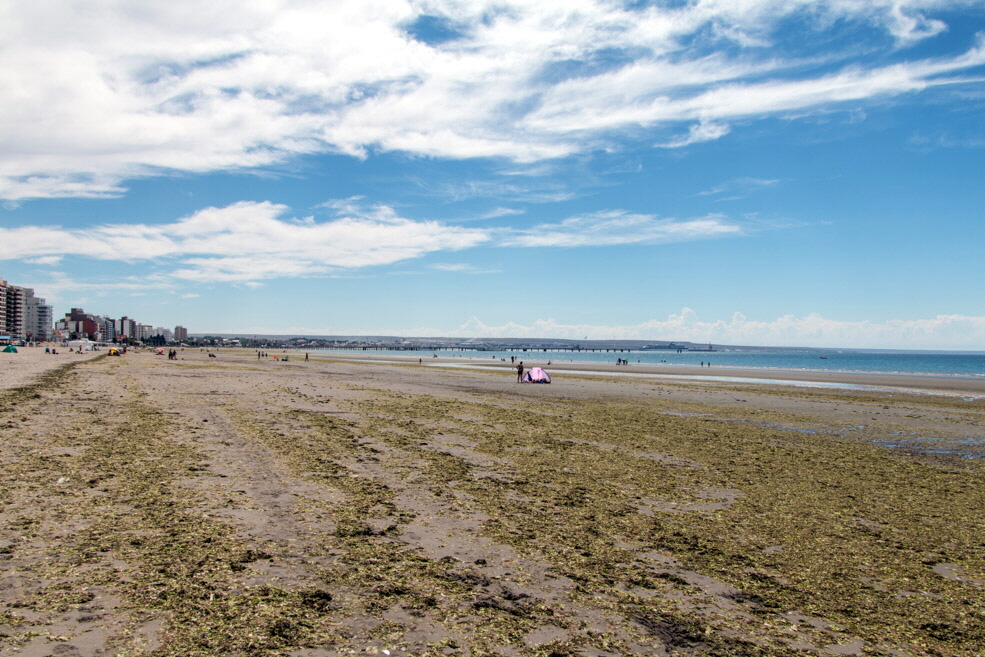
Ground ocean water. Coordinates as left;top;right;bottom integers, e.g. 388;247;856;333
321;348;985;378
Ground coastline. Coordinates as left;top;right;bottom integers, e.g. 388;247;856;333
310;350;985;397
7;346;981;397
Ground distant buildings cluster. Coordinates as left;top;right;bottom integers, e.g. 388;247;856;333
56;307;188;345
0;276;188;345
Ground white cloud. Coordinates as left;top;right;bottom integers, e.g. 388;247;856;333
2;201;747;283
502;211;742;247
476;207;525;220
528;36;985;136
452;309;985;350
884;2;948;45
0;200;490;282
658;121;732;149
1;1;982;199
698;177;780;197
26;255;63;266
428;262;500;274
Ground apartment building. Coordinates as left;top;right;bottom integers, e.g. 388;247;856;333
22;288;53;341
57;308;102;341
1;278;54;341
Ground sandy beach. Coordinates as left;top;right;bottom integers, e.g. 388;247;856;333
0;346;104;390
1;348;983;656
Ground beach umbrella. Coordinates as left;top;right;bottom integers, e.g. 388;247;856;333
2;345;18;353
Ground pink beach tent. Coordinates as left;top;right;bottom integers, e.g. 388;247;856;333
522;367;551;383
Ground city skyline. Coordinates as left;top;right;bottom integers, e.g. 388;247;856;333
2;2;984;350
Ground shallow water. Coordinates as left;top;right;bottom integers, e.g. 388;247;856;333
318;348;985;378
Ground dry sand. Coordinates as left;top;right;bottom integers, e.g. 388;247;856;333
1;348;983;656
0;346;103;390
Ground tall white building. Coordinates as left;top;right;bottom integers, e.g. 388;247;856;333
23;288;53;342
96;316;116;342
115;317;137;340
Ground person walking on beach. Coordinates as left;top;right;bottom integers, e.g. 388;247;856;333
517;361;524;383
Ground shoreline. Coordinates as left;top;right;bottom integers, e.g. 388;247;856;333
3;346;983;398
307;350;985;397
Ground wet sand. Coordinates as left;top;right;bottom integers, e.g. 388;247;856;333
321;350;985;397
1;348;983;656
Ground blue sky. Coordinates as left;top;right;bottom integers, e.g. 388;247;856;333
2;0;984;349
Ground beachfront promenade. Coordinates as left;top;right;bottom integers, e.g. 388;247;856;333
1;348;983;656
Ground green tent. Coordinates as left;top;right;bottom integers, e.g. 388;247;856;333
2;345;17;353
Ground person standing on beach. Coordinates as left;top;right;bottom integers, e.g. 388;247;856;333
517;362;524;383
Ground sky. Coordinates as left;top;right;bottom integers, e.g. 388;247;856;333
2;0;984;350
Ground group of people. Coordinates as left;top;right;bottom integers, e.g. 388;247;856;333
45;345;101;354
256;351;301;361
167;349;179;360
